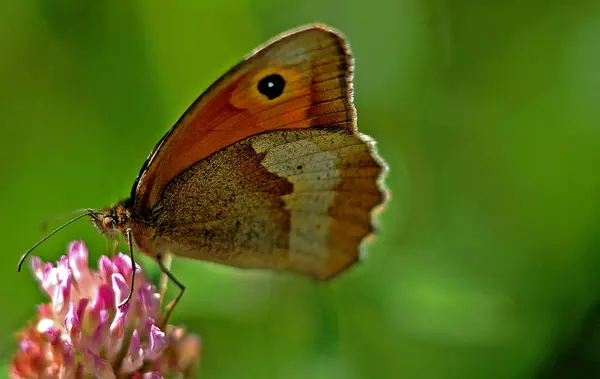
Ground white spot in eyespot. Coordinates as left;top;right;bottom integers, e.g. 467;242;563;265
268;81;274;88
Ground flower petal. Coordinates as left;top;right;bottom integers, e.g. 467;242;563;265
110;303;128;336
34;261;57;297
121;329;144;373
30;256;45;283
83;350;116;379
142;372;163;379
52;271;72;316
108;303;129;358
111;273;130;306
91;284;115;316
19;338;33;353
36;318;54;334
61;340;74;366
144;325;166;361
64;301;81;343
99;256;116;279
68;241;89;281
138;283;159;318
91;309;110;351
43;327;61;345
76;298;89;322
113;253;137;278
56;256;70;282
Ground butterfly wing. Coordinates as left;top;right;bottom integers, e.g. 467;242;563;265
130;25;387;279
141;128;385;280
133;25;357;214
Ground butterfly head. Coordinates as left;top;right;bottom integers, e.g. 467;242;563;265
90;200;132;238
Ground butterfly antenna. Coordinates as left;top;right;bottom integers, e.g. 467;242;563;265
17;210;96;272
40;208;90;233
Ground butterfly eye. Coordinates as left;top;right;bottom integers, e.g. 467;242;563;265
257;74;285;100
102;217;116;229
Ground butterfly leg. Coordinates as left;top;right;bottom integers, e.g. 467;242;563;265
157;253;185;326
118;228;136;308
158;253;173;306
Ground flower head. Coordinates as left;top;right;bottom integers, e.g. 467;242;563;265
11;241;201;379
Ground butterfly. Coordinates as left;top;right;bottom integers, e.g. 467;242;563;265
19;24;388;321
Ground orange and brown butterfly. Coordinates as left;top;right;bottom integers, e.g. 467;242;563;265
19;24;388;319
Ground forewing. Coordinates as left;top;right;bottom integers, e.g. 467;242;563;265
132;26;355;215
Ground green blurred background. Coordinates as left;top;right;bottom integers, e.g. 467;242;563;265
2;0;600;378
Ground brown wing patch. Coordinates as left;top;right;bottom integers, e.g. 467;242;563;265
131;140;294;268
131;128;386;280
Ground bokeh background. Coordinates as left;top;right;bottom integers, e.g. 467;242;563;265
2;0;600;378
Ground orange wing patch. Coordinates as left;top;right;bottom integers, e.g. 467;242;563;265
134;27;354;214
